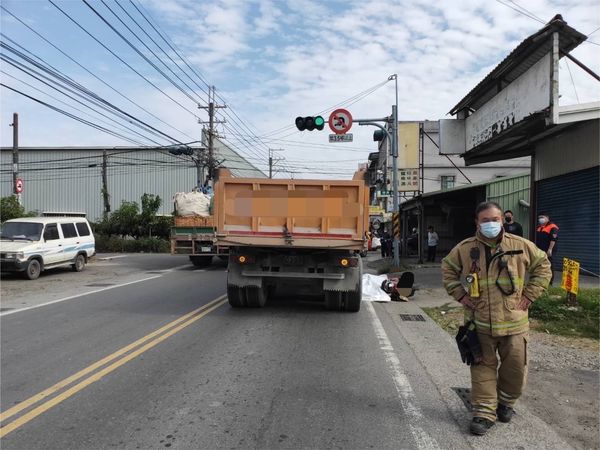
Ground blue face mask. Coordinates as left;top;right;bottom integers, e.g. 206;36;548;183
480;221;502;238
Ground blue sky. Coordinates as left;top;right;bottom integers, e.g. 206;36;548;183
1;0;599;178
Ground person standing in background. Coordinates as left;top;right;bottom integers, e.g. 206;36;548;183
503;210;523;237
427;225;439;262
535;213;559;285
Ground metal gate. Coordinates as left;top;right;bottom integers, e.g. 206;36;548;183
536;166;599;274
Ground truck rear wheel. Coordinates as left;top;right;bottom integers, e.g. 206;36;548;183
227;284;246;308
324;291;342;311
343;288;361;312
190;255;212;267
245;286;266;308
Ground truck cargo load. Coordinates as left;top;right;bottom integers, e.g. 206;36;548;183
170;190;226;267
214;168;368;311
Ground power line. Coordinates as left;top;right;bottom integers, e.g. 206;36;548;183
1;83;149;146
0;5;195;141
0;70;164;146
47;0;200;120
0;41;175;145
84;0;203;105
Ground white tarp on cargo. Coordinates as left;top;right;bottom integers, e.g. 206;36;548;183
362;274;391;302
174;191;211;217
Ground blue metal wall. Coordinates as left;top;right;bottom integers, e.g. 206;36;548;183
536;166;599;275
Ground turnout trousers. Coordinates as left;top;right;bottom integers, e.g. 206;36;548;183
470;332;529;422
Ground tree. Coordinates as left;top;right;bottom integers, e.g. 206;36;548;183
1;196;26;222
139;194;162;237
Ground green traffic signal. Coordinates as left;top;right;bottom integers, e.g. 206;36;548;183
314;116;325;129
295;115;325;131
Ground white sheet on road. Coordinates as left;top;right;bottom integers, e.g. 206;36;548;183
362;274;391;302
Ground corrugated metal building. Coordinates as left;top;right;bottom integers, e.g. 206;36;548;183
398;173;530;259
1;137;266;221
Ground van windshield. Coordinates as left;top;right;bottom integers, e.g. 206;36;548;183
0;222;43;241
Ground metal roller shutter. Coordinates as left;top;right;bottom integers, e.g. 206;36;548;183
537;166;599;275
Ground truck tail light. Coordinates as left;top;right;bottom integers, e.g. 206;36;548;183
339;257;358;268
236;255;255;264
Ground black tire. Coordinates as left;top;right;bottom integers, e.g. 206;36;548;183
324;291;342;311
24;259;41;280
71;254;86;272
190;256;212;267
343;288;361;312
344;260;362;312
245;286;266;308
227;284;245;308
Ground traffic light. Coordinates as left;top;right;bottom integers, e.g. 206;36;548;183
168;146;194;156
295;116;325;131
373;130;386;142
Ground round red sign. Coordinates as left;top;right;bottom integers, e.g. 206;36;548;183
15;178;23;193
328;109;353;135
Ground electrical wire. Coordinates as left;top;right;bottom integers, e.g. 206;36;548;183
1;83;148;146
47;0;201;120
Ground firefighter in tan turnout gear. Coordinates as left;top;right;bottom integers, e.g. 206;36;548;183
442;201;552;436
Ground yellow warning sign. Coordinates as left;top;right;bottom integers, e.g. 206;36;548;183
561;258;580;295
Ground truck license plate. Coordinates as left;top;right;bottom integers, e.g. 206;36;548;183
201;247;212;252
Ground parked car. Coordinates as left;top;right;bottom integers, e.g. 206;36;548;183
0;217;95;280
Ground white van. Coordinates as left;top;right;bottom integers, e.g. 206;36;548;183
0;217;95;280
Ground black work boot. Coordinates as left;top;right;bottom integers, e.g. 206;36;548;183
470;417;495;435
497;404;514;423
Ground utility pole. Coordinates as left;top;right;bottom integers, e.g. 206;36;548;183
102;150;110;218
198;86;226;181
10;113;20;204
268;148;284;179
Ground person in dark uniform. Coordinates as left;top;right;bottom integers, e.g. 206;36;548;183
503;210;523;237
535;213;559;285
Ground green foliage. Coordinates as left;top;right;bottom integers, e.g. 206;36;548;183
94;235;170;253
423;288;600;340
529;287;599;339
0;195;29;222
91;193;173;253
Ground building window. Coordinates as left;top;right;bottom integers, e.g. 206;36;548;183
441;175;455;190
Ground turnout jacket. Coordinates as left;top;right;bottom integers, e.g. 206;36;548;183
442;231;552;336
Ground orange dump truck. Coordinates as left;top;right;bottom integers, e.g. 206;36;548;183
213;169;369;311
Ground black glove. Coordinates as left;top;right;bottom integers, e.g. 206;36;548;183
456;321;483;366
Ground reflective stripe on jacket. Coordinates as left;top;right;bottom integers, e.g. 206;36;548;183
442;231;552;336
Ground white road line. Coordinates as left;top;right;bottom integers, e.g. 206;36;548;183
97;255;129;260
0;276;162;317
366;302;440;450
164;264;193;272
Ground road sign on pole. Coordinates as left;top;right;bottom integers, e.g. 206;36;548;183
328;109;353;134
15;178;23;194
328;133;353;142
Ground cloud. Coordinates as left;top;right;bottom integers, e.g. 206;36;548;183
1;0;598;179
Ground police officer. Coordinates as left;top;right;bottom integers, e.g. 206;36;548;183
442;201;551;436
535;213;559;285
503;210;523;237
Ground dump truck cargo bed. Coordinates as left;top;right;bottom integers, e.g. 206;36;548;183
214;174;369;250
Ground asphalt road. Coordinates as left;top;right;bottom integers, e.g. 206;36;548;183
4;253;569;449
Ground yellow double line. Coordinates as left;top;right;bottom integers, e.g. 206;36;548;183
0;294;227;438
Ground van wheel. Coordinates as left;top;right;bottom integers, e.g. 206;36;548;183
71;254;86;272
24;259;41;280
